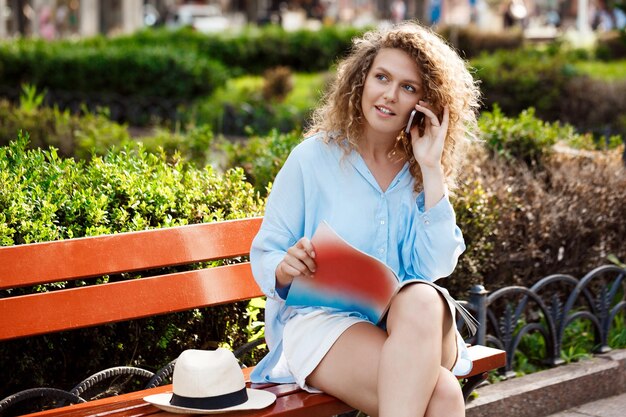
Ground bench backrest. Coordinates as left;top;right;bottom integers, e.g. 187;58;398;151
0;217;264;341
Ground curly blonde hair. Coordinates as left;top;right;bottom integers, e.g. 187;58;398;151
305;21;481;192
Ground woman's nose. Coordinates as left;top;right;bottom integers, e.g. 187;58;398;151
383;86;398;102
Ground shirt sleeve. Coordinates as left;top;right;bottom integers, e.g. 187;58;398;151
401;192;466;282
250;146;307;300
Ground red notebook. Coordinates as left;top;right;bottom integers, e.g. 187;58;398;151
286;221;416;323
285;221;478;333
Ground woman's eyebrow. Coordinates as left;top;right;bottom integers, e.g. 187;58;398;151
373;66;421;86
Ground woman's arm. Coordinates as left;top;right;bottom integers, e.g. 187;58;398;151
250;143;315;299
405;104;464;280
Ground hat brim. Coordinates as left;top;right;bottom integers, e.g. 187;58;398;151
143;389;276;414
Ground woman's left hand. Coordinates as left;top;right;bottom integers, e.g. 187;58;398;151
409;101;449;172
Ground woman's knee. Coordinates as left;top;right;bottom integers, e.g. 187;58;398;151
387;284;447;333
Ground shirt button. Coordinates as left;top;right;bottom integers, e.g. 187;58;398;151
378;248;385;254
380;220;385;225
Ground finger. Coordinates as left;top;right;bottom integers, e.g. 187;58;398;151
296;237;316;259
295;238;317;272
415;101;441;127
280;261;307;279
286;246;316;275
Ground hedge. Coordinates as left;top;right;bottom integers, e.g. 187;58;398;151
471;48;626;138
0;39;228;99
0;133;265;404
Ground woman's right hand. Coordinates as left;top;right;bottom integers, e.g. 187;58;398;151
275;237;316;288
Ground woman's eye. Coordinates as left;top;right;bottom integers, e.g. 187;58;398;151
375;74;388;82
403;84;416;93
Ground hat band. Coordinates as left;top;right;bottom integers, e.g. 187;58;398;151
170;387;248;410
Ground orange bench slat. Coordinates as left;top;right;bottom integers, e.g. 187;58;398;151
0;263;263;341
0;217;263;289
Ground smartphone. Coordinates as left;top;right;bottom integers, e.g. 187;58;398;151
405;109;423;134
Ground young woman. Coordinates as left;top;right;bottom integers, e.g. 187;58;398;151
249;21;481;417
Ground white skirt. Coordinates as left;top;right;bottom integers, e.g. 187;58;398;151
278;282;474;392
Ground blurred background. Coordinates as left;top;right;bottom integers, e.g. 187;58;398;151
0;0;624;40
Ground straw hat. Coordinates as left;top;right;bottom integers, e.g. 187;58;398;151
144;348;276;414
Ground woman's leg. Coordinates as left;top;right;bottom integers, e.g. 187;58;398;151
306;284;460;417
425;367;465;417
306;321;386;416
378;283;458;417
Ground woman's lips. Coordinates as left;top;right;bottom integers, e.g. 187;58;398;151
375;105;396;116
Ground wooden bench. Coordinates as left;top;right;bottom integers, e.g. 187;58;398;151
0;217;506;416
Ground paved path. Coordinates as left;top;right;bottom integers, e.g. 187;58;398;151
545;392;626;417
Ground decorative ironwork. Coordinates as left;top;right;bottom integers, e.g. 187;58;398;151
465;264;626;376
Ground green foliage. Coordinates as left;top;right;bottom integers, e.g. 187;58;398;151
192;71;325;136
450;179;499;296
218;129;303;195
478;106;597;167
19;83;46;113
472;45;626;139
0;132;264;245
573;59;626;80
0;96;220;165
136;124;216;166
610;314;626;348
511;315;596;377
560;318;595;363
0;132;266;402
100;25;363;74
471;48;578;120
0;39;229;101
0;97;132;160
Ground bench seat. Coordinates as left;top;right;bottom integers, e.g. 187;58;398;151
0;217;506;416
19;345;506;417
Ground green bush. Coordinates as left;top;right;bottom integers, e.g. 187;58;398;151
471;48;578;121
102;25;526;73
478;106;598;167
595;30;626;60
0;39;228;99
0;98;131;160
0;133;265;402
100;25;364;75
0;133;264;243
218;129;304;195
0;38;229;125
0;95;219;166
448;176;499;296
192;72;325;136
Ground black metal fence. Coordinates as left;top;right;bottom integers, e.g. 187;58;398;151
462;264;626;376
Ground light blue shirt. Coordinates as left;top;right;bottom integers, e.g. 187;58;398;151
249;132;465;384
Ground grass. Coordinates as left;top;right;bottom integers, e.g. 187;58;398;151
226;72;326;111
573;59;626;80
